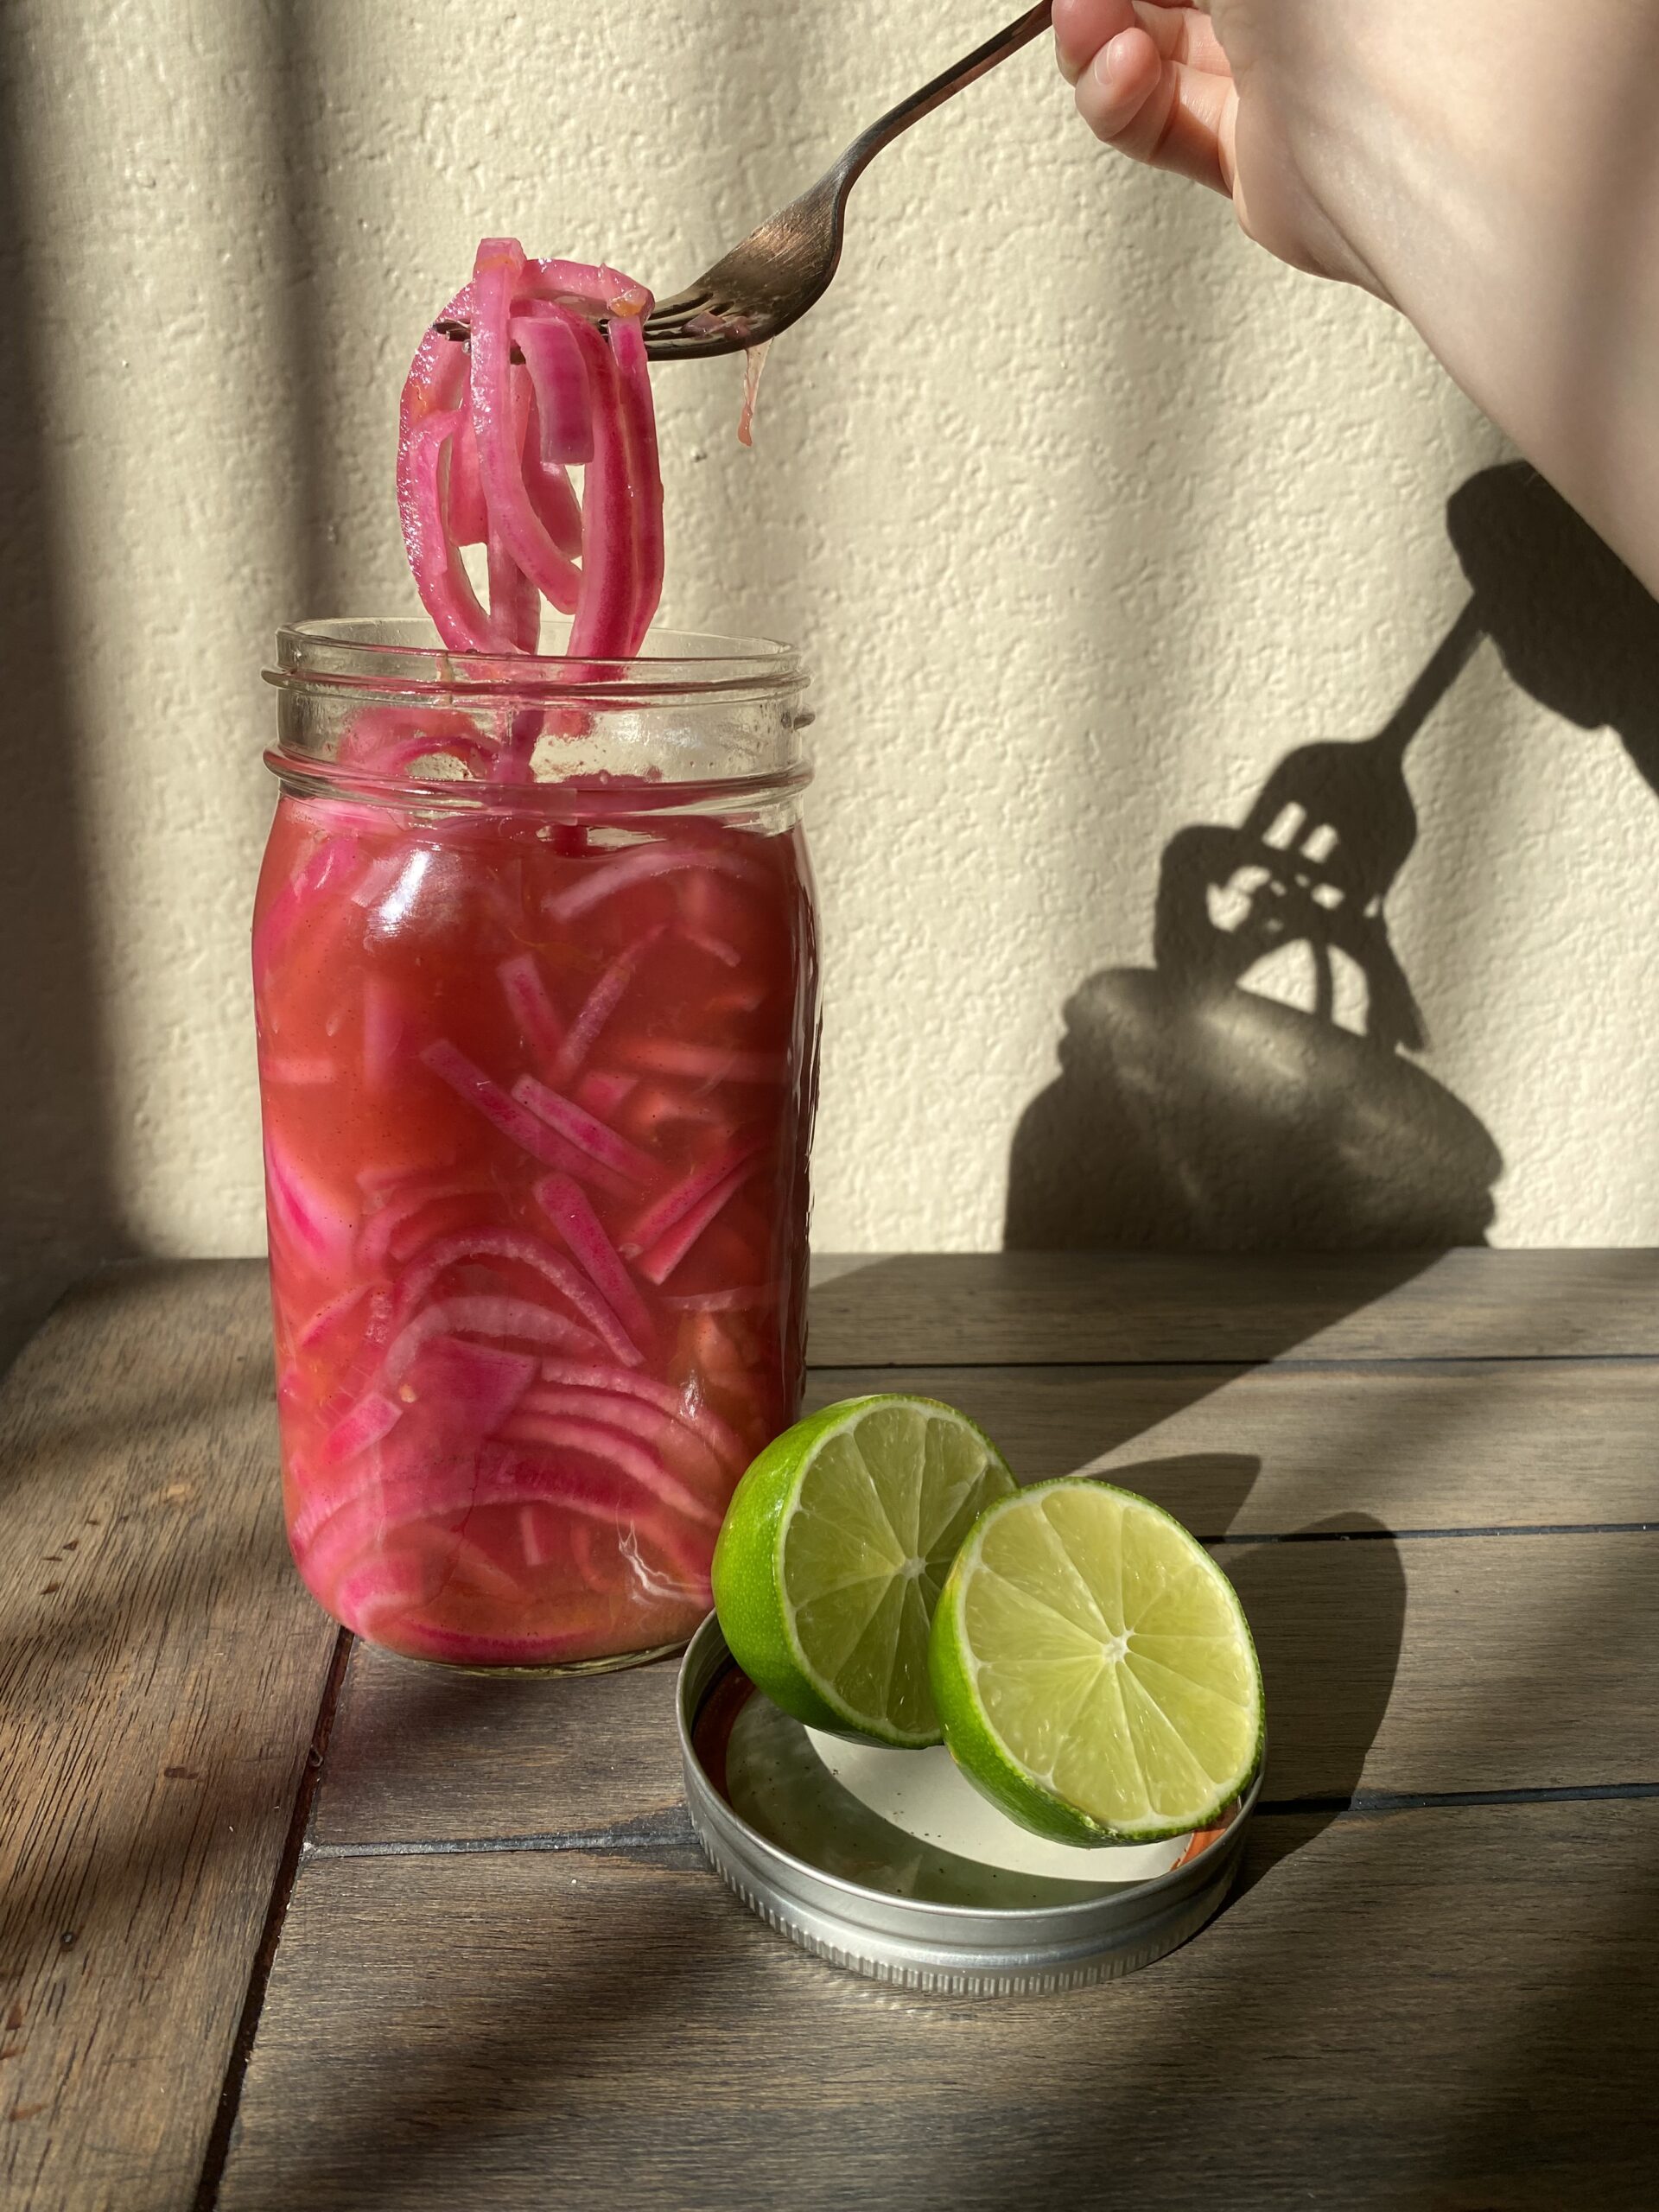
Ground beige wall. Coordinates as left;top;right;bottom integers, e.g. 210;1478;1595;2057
4;0;1658;1363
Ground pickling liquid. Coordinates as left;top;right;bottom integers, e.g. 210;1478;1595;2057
253;792;818;1669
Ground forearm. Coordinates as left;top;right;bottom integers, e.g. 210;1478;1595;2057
1252;0;1659;594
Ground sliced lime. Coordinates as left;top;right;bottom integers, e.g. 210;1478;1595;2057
711;1395;1017;1746
930;1479;1263;1842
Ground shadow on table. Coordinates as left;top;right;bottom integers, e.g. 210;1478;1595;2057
1104;1453;1406;1878
1;1270;289;1969
1097;1452;1262;1537
1227;1512;1406;1844
308;1644;688;1850
213;1858;740;2212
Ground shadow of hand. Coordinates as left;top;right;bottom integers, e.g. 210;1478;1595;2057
1448;461;1659;792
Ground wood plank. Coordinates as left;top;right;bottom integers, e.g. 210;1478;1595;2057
310;1530;1659;1844
310;1653;684;1851
805;1357;1659;1534
0;1262;340;2212
32;1251;1656;1406
1228;1529;1659;1801
807;1249;1659;1365
219;1801;1659;2211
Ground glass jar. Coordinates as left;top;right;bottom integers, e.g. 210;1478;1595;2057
255;620;818;1673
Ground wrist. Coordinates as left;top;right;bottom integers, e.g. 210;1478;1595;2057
1255;0;1659;589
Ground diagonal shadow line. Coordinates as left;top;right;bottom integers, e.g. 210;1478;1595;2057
0;9;130;1376
1178;1527;1659;2206
272;0;333;623
213;1852;738;2212
205;1275;1656;2204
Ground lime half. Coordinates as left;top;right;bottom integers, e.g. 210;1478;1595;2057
712;1396;1017;1746
930;1479;1263;1843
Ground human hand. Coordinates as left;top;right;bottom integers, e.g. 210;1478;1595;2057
1052;0;1659;598
1052;0;1389;296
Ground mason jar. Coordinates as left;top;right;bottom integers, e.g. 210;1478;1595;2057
254;620;818;1673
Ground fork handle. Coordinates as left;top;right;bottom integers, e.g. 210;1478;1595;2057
834;3;1055;192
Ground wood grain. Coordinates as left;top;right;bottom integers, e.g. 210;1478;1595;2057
310;1652;684;1851
7;1255;1656;2211
217;1802;1659;2212
805;1357;1659;1533
310;1530;1659;1844
807;1249;1659;1365
1225;1529;1659;1800
0;1262;340;2212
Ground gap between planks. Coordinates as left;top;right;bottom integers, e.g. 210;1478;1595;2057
295;1777;1659;1866
1211;1521;1659;1542
193;1627;355;2212
808;1351;1659;1371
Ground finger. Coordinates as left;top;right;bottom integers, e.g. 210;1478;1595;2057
1054;0;1226;83
1130;3;1230;76
1074;25;1162;132
1053;0;1141;89
1074;30;1236;195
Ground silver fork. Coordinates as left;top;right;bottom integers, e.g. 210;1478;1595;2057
437;6;1054;365
644;3;1054;360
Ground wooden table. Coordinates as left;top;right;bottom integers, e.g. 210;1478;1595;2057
5;1252;1659;2211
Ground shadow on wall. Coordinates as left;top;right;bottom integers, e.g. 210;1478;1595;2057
0;22;130;1373
1005;461;1659;1251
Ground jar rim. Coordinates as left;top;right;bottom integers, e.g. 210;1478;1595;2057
266;617;807;705
262;749;815;816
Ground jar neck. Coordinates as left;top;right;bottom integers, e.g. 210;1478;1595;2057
264;620;812;815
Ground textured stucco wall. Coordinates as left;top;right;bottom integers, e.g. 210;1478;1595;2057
3;0;1658;1360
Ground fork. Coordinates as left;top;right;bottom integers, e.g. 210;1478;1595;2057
439;6;1055;366
643;3;1054;360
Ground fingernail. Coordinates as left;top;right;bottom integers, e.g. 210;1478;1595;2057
1099;35;1134;93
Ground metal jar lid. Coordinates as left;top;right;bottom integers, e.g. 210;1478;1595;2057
676;1612;1260;1999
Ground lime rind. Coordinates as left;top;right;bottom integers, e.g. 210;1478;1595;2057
711;1395;1016;1748
930;1478;1264;1844
712;1400;867;1739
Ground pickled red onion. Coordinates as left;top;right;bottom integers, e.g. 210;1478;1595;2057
514;316;594;465
383;1295;602;1380
420;1038;592;1173
498;952;566;1070
397;238;664;676
510;1386;721;1482
510;1073;658;1184
554;925;665;1083
322;1390;403;1465
532;1173;655;1350
535;1358;747;1469
621;1134;768;1258
470;239;581;623
391;1225;644;1368
544;842;760;923
638;1158;757;1286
